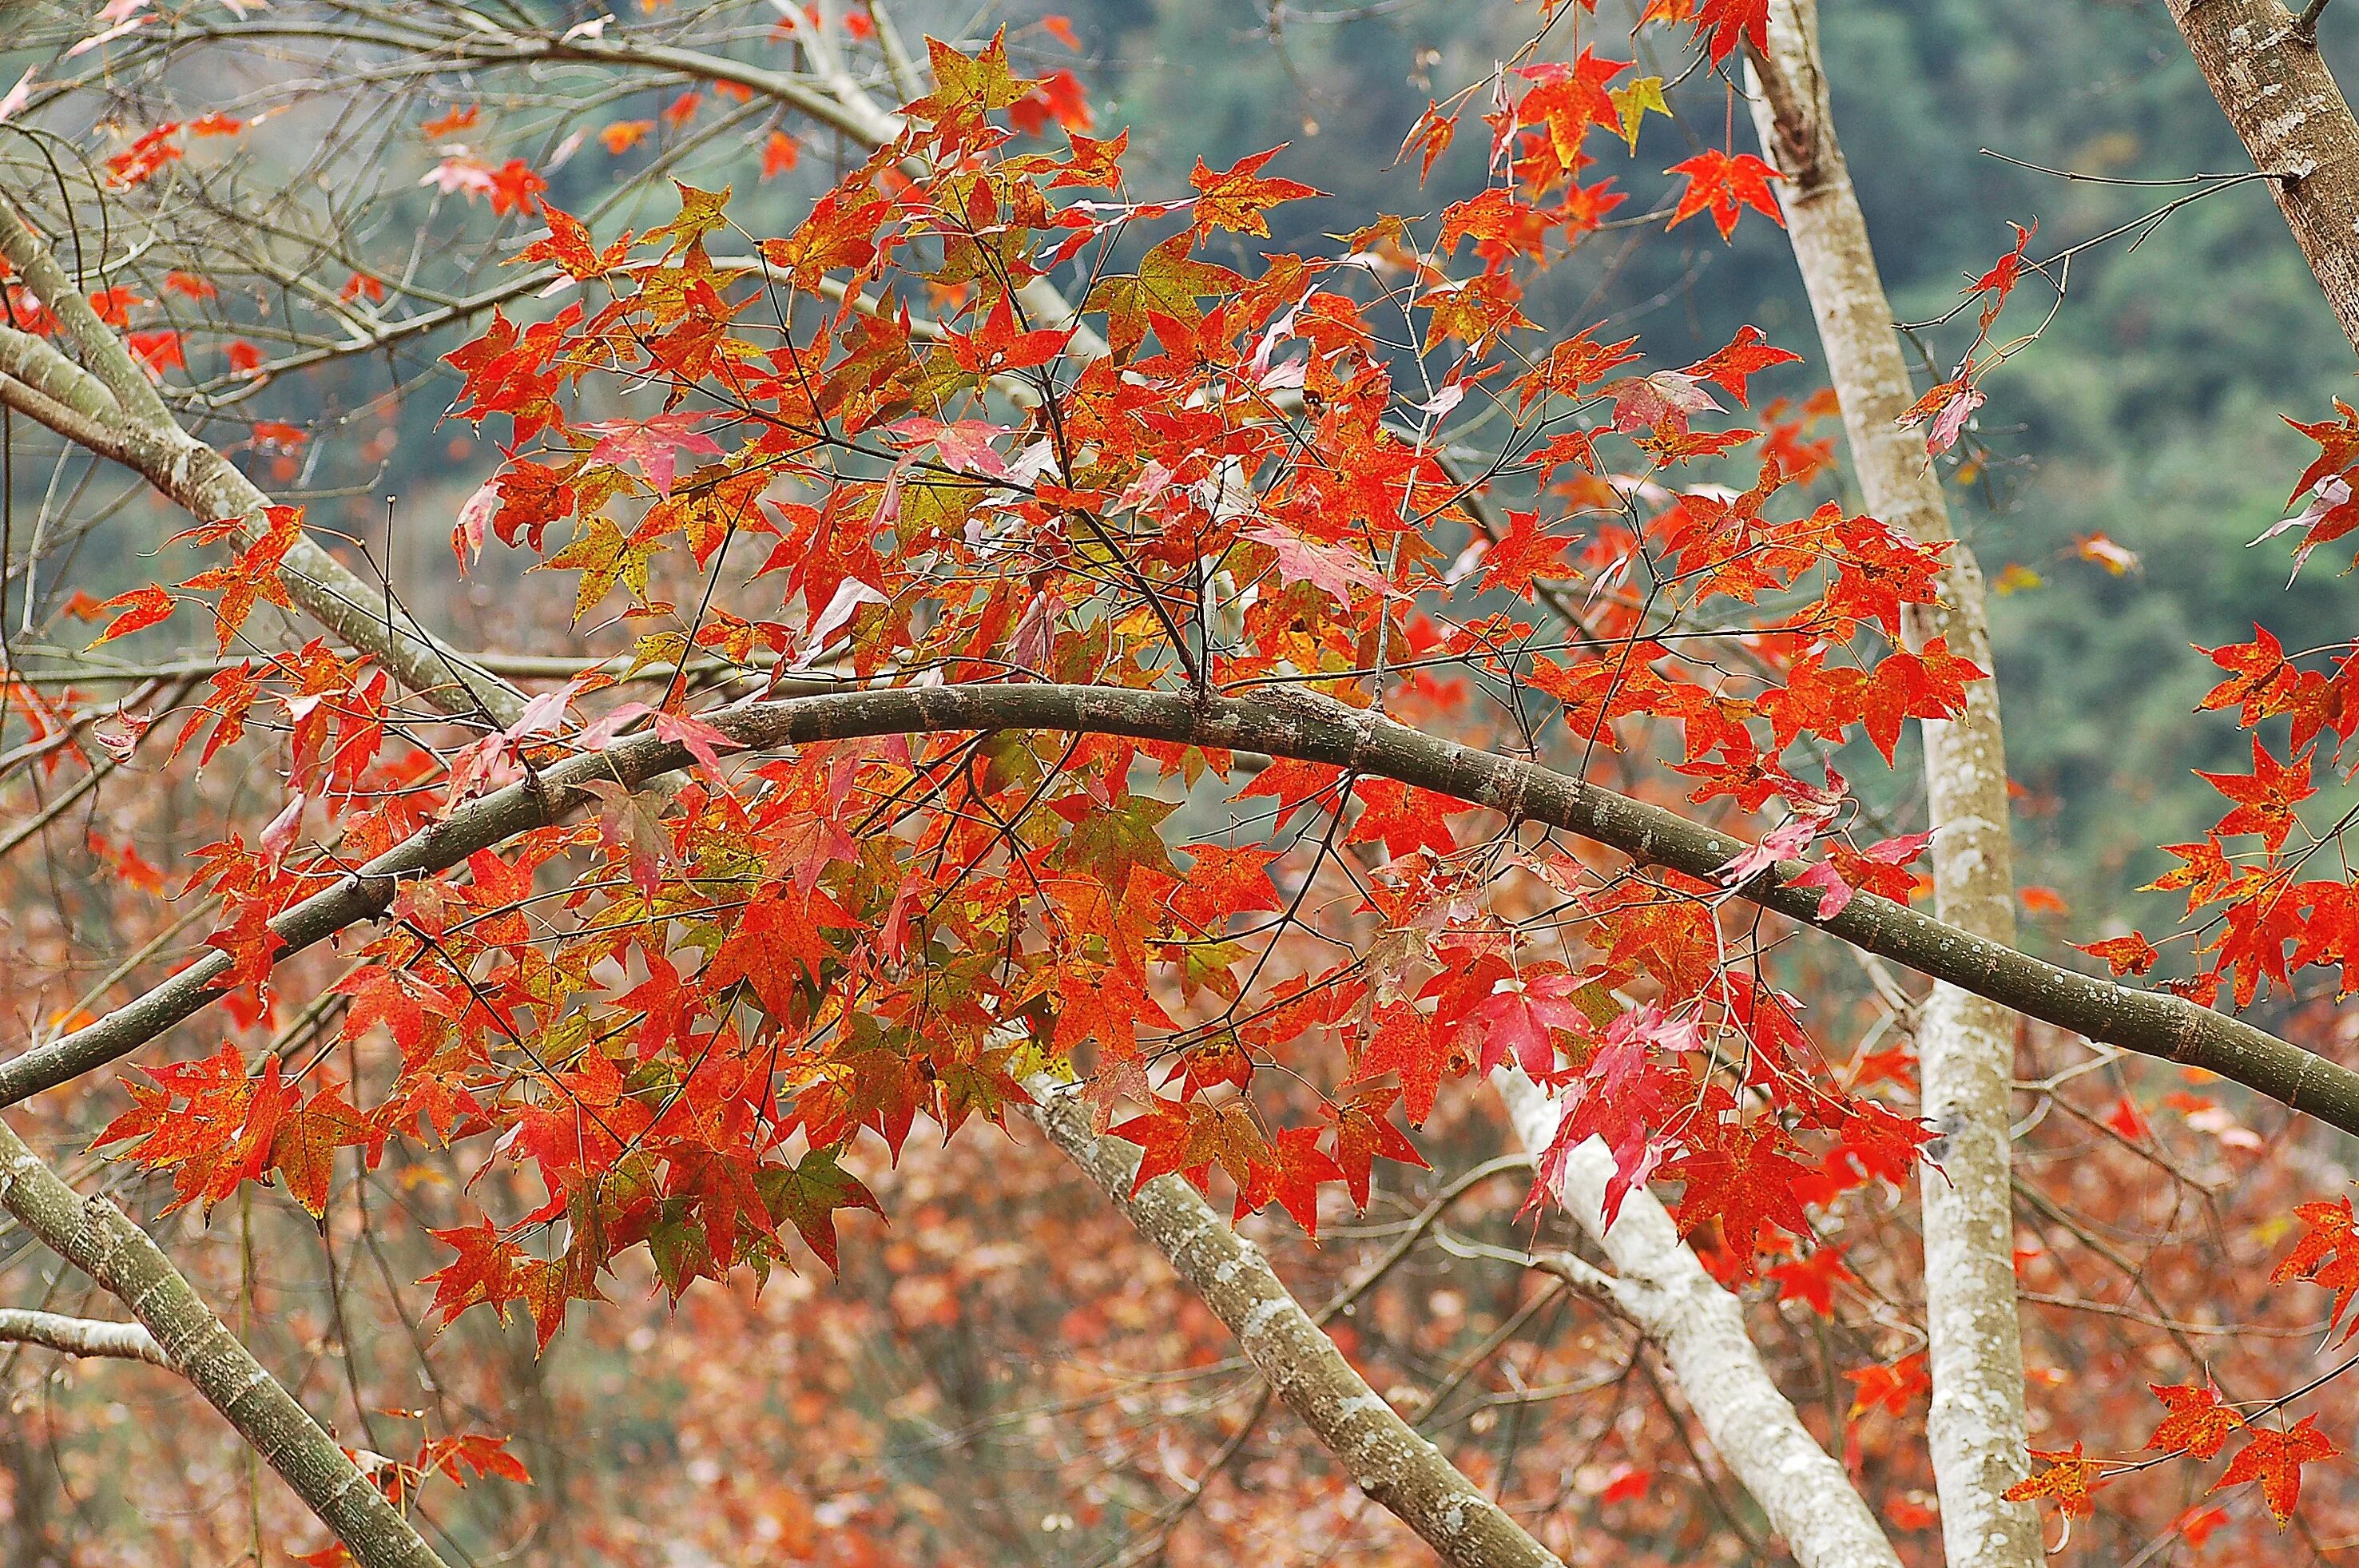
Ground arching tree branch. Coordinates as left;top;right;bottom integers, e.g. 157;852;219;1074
4;682;2353;1141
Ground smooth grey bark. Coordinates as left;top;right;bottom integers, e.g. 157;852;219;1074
1495;1074;1901;1568
1746;6;2039;1561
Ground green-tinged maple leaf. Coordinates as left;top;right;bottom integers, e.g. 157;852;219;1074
1112;1097;1271;1197
639;181;732;260
913;31;1031;120
1608;76;1669;152
757;1148;884;1274
1082;233;1241;357
1050;794;1181;895
534;516;669;623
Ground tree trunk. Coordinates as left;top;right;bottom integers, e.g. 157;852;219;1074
1745;6;2040;1565
2169;0;2359;355
1495;1074;1901;1568
0;1121;450;1568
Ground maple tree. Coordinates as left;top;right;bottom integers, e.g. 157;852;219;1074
5;2;2359;1566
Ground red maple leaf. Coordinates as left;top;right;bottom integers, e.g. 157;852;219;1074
2146;1383;2242;1460
1480;510;1579;598
2197;735;2316;855
2075;932;2159;977
179;505;305;651
1659;1114;1813;1272
2004;1443;2100;1519
1357;1002;1453;1125
1233;1125;1344;1239
1665;149;1783;241
1686;0;1769;63
1324;1088;1428;1209
1845;1352;1929;1419
2217;1417;2338;1526
704;883;855;1017
1764;1244;1855;1316
1682;324;1801;407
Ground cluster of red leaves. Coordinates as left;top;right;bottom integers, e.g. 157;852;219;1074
2110;614;2359;1008
74;28;2006;1375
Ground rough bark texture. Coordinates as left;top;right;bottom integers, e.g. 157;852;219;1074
0;1120;448;1568
0;198;527;727
1745;6;2039;1562
2170;0;2359;354
1030;1080;1568;1568
1495;1074;1900;1568
6;684;2357;1141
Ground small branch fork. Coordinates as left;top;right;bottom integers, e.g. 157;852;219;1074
0;1120;450;1568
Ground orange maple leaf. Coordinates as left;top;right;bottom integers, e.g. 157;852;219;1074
2217;1417;2338;1526
1189;146;1321;239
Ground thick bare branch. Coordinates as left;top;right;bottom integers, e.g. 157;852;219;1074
0;1119;447;1568
1030;1078;1567;1568
3;683;2354;1147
